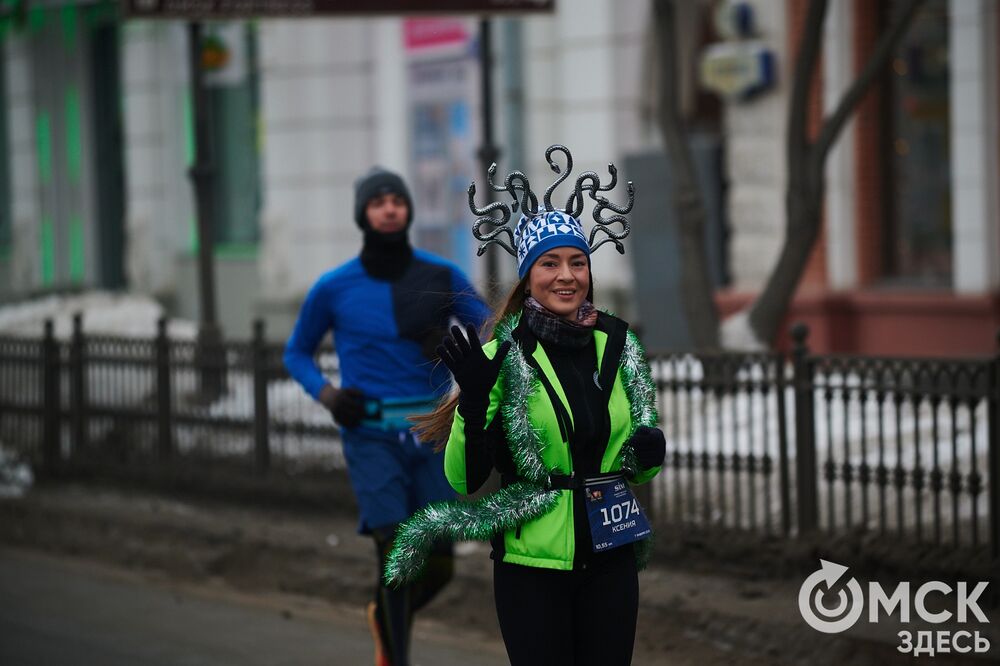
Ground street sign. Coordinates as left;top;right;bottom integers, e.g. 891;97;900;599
699;41;775;100
123;0;554;19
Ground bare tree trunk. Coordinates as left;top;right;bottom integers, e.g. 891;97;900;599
652;0;720;350
746;0;927;345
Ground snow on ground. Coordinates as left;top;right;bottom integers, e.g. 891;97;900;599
647;357;991;538
0;441;34;498
0;291;198;340
171;367;346;470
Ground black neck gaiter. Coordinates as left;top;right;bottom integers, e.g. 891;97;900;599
360;229;413;281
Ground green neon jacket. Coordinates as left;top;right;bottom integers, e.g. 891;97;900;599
443;314;661;571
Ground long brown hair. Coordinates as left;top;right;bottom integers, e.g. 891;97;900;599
412;276;530;447
413;262;596;449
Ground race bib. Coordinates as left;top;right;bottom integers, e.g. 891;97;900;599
585;475;652;552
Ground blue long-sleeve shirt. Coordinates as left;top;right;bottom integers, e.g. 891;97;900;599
284;249;491;402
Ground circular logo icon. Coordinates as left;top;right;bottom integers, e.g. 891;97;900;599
798;560;864;634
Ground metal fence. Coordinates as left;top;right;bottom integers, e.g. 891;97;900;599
0;316;342;482
0;316;996;561
647;325;998;559
647;349;792;537
794;326;996;552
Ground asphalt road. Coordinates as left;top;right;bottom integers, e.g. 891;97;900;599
0;547;509;666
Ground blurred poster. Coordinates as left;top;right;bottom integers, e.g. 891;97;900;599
405;18;479;275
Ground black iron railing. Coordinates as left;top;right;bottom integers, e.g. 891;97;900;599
0;316;996;561
648;351;791;537
791;324;995;550
0;315;341;481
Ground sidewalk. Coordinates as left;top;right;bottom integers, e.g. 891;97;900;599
0;547;510;666
0;482;994;665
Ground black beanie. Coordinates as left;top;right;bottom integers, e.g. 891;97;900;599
353;167;414;229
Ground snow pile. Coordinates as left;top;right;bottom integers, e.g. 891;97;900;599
172;366;346;469
0;291;197;340
647;357;991;537
719;310;768;351
0;292;201;464
0;443;33;498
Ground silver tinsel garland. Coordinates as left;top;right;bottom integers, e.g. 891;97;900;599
384;313;659;586
617;328;659;569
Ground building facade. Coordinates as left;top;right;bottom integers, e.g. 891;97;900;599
1;0;997;354
718;0;1000;354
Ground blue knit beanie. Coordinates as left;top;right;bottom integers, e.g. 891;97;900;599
514;210;590;279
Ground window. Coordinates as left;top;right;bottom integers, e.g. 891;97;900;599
881;0;951;285
0;42;10;254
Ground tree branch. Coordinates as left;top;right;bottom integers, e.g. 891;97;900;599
787;0;829;161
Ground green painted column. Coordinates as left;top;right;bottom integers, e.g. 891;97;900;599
65;86;84;282
36;110;54;285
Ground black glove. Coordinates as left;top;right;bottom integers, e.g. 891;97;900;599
321;386;365;428
629;426;666;470
437;324;511;413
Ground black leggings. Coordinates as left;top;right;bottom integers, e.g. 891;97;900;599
372;525;454;666
493;547;639;666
